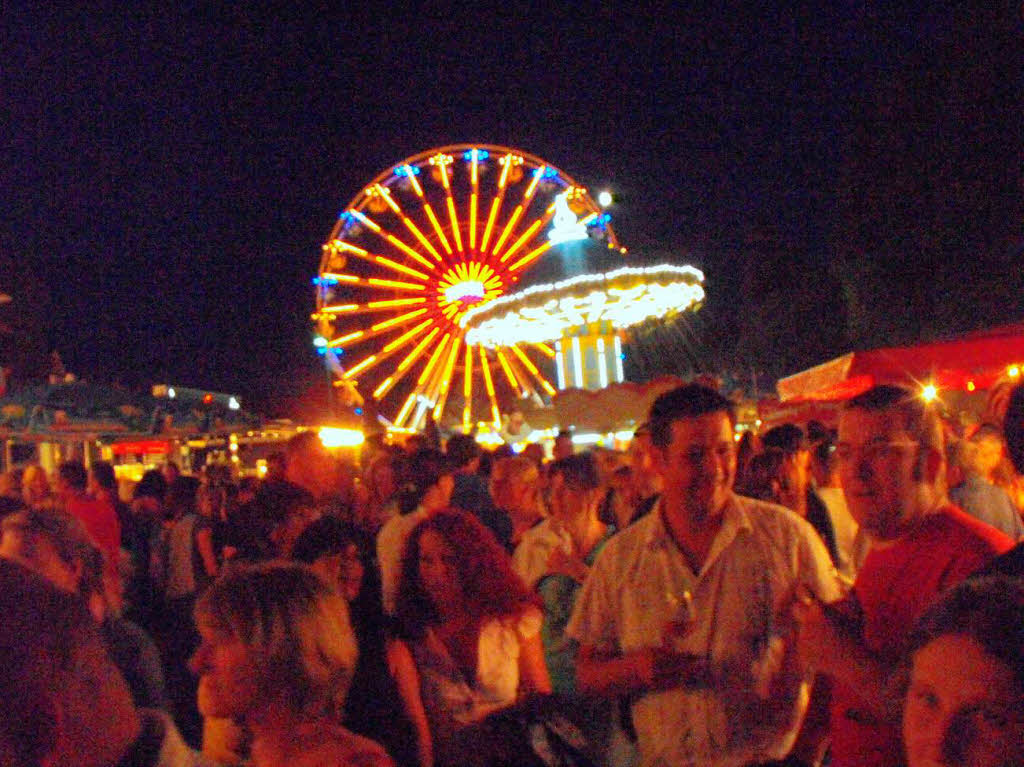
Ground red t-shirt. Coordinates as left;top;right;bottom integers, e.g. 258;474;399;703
828;505;1012;767
65;493;122;568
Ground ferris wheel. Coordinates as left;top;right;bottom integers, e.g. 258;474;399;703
312;144;621;431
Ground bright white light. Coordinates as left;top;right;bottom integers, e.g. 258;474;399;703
598;190;613;207
613;336;624;382
572;432;603;445
571;337;583;388
462;264;705;348
228;396;240;410
548;191;589;244
443;280;486;304
555;340;566;389
319;427;365;448
920;384;939;402
597;338;608;388
313;336;328;347
167;387;176;399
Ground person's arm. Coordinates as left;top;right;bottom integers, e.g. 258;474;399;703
387;639;434;767
195;526;218;578
793;594;891;720
576;642;712;698
516;610;552;696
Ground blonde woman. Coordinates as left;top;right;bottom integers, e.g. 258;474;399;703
190;562;394;767
21;464;57;510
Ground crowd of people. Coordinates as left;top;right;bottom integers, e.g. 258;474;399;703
1;381;1023;767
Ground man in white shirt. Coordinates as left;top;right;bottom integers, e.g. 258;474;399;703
566;384;840;767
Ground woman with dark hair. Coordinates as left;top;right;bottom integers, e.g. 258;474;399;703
902;575;1024;767
376;449;454;615
388;509;551;767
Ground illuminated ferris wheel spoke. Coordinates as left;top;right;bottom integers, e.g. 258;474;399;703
373;327;442;401
510;344;557;396
348;209;439;274
428;336;463;423
321;273;427;293
489;204;523;259
478;345;501;427
369;184;444;264
327;241;432;282
494;347;524;396
533;342;556;358
462;343;474;432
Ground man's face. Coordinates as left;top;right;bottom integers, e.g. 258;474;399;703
837;408;924;541
654;411;736;523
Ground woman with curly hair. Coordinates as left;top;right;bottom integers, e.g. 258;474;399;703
388;509;551;767
190;561;394;767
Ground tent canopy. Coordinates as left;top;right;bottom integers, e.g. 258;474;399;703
777;322;1024;403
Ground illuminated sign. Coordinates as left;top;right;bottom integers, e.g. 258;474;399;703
547;191;588;244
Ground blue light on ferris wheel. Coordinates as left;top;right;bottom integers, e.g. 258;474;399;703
462;149;490;161
394;164;421;177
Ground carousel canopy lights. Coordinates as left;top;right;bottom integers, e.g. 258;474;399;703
461;264;705;348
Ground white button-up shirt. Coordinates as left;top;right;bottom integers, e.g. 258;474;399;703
566;493;842;767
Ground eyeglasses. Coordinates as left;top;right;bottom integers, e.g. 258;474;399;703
835;440;919;465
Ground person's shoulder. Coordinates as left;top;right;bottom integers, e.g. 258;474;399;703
934;504;1014;555
735;493;818;539
292;724;396;767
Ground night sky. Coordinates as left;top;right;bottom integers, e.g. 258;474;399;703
3;4;1022;417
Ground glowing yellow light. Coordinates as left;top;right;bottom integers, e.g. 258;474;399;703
395;393;418;427
423;204;453;255
322;272;360;283
432;338;462;421
509;239;554;272
469;192;478;251
495;348;521;394
328;330;364;347
401;216;443;262
534;342;556;358
350;210;381;233
1009;365;1021;379
446;196;464;253
417;334;451;385
491;205;523;255
371;308;429;332
499;219;544;262
322;304;359;314
921;383;939;402
382;319;431;353
462;344;473;432
319;427;365;448
966;380;976;392
372;378;394;398
332;241;368;256
373;256;429;281
481;197;502;253
384;234;436;271
397;327;440;373
525;167;543;199
343;355;377;379
366;297;427;310
404;166;424;197
367;278;426;291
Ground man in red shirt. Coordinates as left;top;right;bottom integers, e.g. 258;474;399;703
795;385;1012;767
57;461;121;577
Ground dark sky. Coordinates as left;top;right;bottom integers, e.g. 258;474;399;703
3;3;1022;416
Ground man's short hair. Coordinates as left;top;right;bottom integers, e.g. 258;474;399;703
844;384;945;456
649;383;735;449
1;509;104;598
445;433;481;469
549;452;601;492
762;423;807;456
57;461;88;491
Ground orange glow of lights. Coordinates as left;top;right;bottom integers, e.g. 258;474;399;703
397;327;440;373
383;234;436;271
481;197;502;253
1009;365;1021;378
510;344;539;375
367;278;426;291
373;256;429;281
445;196;464;253
322;304;359;314
499;219;544;262
469;192;478;251
395;393;417;427
350;210;382;233
322;272;359;283
370;308;428;332
509;240;553;272
382;320;432;353
401;216;443;262
491;205;523;255
403;166;424;197
343;355;377;379
524;167;543;199
495;348;521;393
417;334;451;385
966;380;976;392
423;204;453;254
329;330;364;346
373;377;394;398
534;343;556;358
366;297;427;309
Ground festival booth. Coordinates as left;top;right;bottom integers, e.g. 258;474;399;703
761;322;1024;430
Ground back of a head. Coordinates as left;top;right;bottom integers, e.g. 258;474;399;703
907;575;1024;694
489;456;539;495
1;508;105;598
741;447;788;502
196;561;357;717
550;452;601;493
133;469;167;501
445;433;481;469
649;383;735;449
0;558;135;766
762;423;806;456
291;516;364;565
166;474;201;518
394;449;451;514
58;460;88;492
90;461;117;492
